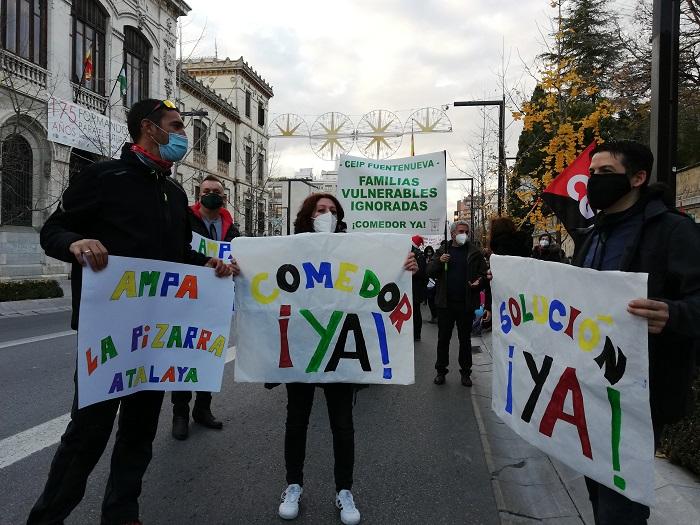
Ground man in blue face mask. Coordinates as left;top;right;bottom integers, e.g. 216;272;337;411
31;99;238;525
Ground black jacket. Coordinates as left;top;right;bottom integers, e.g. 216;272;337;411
573;194;700;427
427;241;488;310
189;202;240;241
41;144;209;329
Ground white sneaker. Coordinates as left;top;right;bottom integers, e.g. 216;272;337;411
335;489;361;525
278;484;303;520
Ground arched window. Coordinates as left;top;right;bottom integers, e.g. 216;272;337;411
72;0;107;94
1;0;47;66
1;134;33;226
123;26;150;108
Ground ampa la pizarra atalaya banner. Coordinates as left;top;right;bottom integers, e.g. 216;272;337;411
77;256;234;408
489;256;655;505
232;233;415;384
337;151;447;235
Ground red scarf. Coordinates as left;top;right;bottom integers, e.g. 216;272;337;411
131;144;173;171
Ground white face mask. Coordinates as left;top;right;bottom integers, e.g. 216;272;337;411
313;211;337;233
455;233;468;246
539;239;550;247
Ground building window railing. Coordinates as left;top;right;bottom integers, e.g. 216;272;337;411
1;48;47;88
217;159;229;176
72;83;108;112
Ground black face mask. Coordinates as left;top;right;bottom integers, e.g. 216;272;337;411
586;172;632;211
201;193;224;210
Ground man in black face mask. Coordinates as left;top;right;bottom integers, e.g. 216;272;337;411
171;174;240;440
573;140;700;524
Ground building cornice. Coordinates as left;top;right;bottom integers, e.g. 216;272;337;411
181;56;274;99
178;69;241;123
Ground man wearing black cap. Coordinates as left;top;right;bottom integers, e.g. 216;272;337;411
29;99;238;525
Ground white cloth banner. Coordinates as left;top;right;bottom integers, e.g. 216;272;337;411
47;97;129;158
232;233;415;384
191;231;234;260
77;256;234;408
490;255;654;505
337;151;447;235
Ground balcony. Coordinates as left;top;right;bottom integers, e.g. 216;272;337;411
193;151;207;167
72;84;108;113
1;49;47;90
217;159;229;176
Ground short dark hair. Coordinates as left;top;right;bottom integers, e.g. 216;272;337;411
590;140;654;188
126;99;179;142
293;193;345;233
201;175;224;189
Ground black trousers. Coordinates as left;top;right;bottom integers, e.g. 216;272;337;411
426;288;437;319
583;426;661;525
171;390;212;417
27;377;164;525
435;301;474;375
284;383;354;492
584;478;650;525
412;296;423;337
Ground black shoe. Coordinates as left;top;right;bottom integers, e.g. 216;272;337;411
192;408;223;429
414;334;421;341
172;416;189;440
433;374;446;385
461;374;472;387
428;318;437;324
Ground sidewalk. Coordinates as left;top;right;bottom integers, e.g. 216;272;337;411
0;278;72;318
470;332;700;525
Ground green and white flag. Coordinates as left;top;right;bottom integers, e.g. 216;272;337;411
118;67;127;97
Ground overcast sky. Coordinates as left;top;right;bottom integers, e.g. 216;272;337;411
179;1;581;214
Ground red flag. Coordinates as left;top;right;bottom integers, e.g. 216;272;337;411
541;142;596;235
83;48;94;81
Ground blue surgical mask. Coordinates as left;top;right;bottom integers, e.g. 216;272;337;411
149;122;188;162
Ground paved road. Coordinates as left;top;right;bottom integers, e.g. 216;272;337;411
0;307;499;524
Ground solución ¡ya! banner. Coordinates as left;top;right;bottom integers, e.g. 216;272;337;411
489;255;654;505
232;233;415;384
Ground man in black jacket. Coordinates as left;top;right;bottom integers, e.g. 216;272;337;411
28;99;237;525
427;221;488;387
574;140;700;525
172;174;239;440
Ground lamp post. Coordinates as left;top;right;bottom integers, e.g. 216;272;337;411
453;99;506;216
447;177;474;240
650;0;681;196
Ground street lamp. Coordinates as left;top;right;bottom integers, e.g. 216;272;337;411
453;99;506;216
447;177;474;240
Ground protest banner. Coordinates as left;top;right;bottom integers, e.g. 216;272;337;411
232;233;414;384
47;96;129;158
337;151;447;235
77;256;234;408
490;255;654;505
191;231;233;261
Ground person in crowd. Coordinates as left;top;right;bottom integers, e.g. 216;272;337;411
171;174;240;440
427;221;488;387
423;246;438;323
488;216;532;257
275;193;417;525
531;232;565;262
411;235;428;341
29;99;237;525
574;140;700;524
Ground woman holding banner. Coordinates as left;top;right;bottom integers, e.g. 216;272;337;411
276;193;417;525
